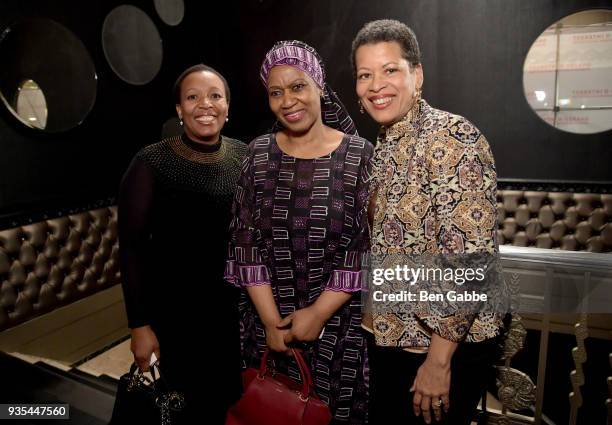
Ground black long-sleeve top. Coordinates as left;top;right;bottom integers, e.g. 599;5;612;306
118;134;247;330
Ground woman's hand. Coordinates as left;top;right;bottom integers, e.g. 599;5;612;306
278;290;351;344
278;306;326;344
130;325;160;372
245;285;290;353
265;324;290;353
411;358;451;423
410;334;457;423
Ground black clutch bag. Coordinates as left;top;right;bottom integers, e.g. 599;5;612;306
109;362;186;425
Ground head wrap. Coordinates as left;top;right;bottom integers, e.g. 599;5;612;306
260;40;358;136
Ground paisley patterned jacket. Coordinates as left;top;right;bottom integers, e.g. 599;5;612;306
365;99;504;347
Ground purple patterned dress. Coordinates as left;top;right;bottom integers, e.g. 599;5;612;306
225;133;373;424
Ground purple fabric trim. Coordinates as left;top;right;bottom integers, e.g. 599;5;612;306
224;260;271;287
325;270;363;292
224;260;240;288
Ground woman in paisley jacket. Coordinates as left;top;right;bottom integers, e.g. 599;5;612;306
352;19;504;425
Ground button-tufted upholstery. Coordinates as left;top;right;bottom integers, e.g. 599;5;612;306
0;207;119;331
0;191;609;332
497;191;612;252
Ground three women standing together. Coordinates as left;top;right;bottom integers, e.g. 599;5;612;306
119;19;502;425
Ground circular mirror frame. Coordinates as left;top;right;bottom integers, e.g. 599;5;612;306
154;0;185;26
523;9;612;134
0;18;97;132
102;5;163;86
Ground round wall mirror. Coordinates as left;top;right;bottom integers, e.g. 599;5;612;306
523;9;612;134
102;5;163;85
0;19;97;132
154;0;185;26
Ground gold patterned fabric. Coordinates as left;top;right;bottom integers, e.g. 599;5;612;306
366;99;503;347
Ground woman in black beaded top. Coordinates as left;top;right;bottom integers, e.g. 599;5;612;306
118;64;247;424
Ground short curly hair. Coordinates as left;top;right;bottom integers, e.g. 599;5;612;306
351;19;421;76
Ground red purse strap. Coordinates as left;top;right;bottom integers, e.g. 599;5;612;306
292;349;314;391
258;349;314;399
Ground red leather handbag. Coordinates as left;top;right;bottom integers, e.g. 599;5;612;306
225;349;332;425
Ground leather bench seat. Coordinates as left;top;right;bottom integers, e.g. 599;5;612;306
497;191;612;252
1;190;610;332
0;207;119;331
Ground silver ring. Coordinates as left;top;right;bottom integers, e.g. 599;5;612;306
434;399;443;407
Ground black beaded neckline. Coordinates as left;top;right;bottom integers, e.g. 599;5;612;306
181;133;222;153
169;135;227;164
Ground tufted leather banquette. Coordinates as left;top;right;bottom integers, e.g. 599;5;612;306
0;207;119;331
497;191;612;252
0;189;610;332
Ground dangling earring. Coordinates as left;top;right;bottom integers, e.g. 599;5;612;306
225;116;229;122
179;117;183;126
414;87;423;101
358;100;364;114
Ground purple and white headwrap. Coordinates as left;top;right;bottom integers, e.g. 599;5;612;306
260;40;358;136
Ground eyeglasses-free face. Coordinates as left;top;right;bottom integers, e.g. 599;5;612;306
355;41;423;126
267;65;324;135
175;70;229;143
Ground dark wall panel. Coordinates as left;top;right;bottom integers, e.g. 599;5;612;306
0;0;239;218
0;0;610;221
231;0;612;182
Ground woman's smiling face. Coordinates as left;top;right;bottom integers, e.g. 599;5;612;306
176;70;229;142
355;41;423;126
267;65;323;134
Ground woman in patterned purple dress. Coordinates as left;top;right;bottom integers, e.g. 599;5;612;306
225;40;372;424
